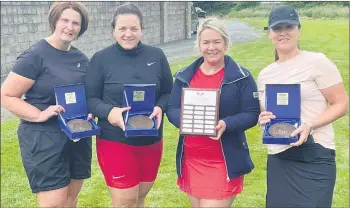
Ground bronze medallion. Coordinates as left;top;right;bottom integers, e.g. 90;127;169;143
128;115;154;129
268;123;297;138
67;119;92;132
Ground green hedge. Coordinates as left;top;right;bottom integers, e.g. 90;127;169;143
227;3;349;19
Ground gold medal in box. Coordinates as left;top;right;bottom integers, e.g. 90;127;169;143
126;91;154;129
123;84;158;137
263;84;301;144
54;83;101;140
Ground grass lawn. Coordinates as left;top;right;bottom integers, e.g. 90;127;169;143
1;19;348;207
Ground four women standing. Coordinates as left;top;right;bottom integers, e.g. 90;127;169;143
1;2;348;207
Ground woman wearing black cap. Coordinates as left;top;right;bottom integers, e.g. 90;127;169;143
257;5;348;207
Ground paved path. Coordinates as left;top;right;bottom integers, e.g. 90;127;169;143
156;20;263;63
1;20;262;122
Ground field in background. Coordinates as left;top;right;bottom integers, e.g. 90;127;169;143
226;4;349;19
1;19;348;207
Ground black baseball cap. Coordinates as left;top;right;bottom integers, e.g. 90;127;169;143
264;5;300;30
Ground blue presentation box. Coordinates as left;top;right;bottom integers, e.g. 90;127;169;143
54;83;100;140
123;84;158;137
263;84;301;144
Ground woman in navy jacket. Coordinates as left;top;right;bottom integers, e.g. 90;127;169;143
166;18;260;207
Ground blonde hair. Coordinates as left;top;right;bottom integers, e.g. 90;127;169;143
195;17;231;50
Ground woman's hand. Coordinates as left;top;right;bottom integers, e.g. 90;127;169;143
210;120;226;140
87;113;94;120
34;105;65;122
289;123;312;146
149;106;162;129
258;111;276;126
107;107;131;131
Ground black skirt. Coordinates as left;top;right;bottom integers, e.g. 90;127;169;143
266;135;336;208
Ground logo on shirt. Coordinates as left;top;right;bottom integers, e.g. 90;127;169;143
112;175;125;179
253;92;259;98
147;62;155;66
77;63;80;68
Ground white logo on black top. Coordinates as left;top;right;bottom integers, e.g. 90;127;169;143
147;62;155;66
77;63;80;68
290;13;294;16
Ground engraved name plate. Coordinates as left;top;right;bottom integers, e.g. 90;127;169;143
180;88;219;137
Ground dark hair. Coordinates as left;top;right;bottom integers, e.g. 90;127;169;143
111;4;144;30
274;25;301;61
48;2;89;37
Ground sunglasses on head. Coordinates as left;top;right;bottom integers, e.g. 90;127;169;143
271;24;296;32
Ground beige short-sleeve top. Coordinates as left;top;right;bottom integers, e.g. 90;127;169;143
257;51;343;154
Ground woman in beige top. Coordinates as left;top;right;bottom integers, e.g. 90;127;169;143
257;5;348;208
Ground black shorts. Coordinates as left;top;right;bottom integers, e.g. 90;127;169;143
266;135;336;208
17;128;92;193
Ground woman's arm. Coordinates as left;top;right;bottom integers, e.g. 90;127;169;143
303;82;348;129
166;79;183;128
290;53;348;146
1;72;64;122
222;74;260;133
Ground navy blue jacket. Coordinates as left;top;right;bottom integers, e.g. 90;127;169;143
166;55;260;180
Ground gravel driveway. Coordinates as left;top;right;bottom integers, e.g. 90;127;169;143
157;20;263;63
1;20;262;122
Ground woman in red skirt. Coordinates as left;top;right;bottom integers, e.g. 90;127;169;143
167;18;260;207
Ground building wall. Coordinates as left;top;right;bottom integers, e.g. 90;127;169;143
0;1;190;83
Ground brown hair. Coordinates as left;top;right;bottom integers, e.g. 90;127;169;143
111;4;144;30
48;2;89;37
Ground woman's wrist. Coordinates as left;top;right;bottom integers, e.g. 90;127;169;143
303;121;314;134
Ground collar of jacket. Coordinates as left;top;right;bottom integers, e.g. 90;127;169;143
174;55;249;85
115;41;144;56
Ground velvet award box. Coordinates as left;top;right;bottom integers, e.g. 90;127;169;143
54;83;100;140
263;84;301;144
123;84;158;137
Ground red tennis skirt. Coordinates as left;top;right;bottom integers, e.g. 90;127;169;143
177;136;244;199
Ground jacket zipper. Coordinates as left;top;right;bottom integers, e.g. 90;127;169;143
219;139;230;182
219;82;230;182
177;76;189;178
218;71;249;182
179;136;184;177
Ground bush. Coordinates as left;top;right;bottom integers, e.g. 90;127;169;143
232;2;260;11
227;3;349;19
285;1;349;8
193;2;236;14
